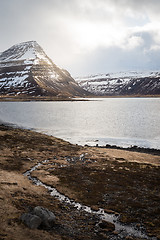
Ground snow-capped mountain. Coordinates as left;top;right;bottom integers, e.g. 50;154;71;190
76;71;160;96
0;41;86;96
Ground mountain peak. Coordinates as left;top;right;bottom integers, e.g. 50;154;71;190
0;40;50;65
12;40;39;47
0;41;86;97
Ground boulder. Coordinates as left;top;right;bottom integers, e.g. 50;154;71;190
98;220;115;232
33;206;56;228
20;213;42;229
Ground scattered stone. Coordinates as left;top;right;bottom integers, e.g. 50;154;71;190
20;206;56;229
33;206;56;228
98;220;115;232
136;223;141;228
98;232;109;239
157;235;160;240
92;205;99;211
113;230;119;235
20;213;42;229
125;236;134;240
104;209;119;216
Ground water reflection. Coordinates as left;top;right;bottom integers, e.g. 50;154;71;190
0;98;160;149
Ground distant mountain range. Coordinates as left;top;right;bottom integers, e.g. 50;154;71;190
0;41;160;97
0;41;86;97
75;72;160;96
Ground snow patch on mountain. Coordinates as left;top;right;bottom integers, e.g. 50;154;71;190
76;71;160;82
16;48;36;61
0;41;52;67
75;71;160;96
1;75;29;87
0;41;86;96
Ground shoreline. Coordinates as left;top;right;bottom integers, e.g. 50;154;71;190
96;144;160;156
0;124;160;239
1;122;160;157
0;94;160;102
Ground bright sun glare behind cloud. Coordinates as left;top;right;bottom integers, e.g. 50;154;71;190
1;0;160;75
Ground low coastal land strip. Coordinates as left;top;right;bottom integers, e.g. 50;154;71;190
0;124;160;240
0;95;89;102
0;95;160;102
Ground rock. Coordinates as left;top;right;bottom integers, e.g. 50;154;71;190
33;206;56;228
113;230;119;235
20;213;42;229
125;236;134;240
104;209;119;216
98;220;115;232
92;205;99;211
98;232;109;239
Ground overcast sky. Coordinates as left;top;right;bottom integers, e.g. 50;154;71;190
0;0;160;76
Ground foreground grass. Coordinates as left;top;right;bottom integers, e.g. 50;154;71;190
0;124;160;239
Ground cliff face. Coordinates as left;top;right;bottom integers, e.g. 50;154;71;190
0;41;86;97
76;72;160;96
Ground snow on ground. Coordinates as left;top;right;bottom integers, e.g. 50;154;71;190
75;70;160;95
35;51;52;65
0;75;29;88
0;41;52;67
76;71;160;82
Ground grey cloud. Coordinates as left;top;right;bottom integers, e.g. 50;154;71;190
0;0;160;76
95;28;160;74
130;31;155;49
71;39;160;76
110;0;160;10
110;0;160;20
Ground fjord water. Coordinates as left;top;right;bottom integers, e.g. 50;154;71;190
0;98;160;149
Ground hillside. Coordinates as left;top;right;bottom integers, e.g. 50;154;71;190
76;71;160;96
0;41;86;97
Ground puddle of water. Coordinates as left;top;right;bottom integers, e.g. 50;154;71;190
24;160;157;240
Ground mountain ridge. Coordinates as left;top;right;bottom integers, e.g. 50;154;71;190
0;41;86;97
75;71;160;96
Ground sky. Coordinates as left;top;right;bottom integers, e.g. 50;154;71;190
0;0;160;76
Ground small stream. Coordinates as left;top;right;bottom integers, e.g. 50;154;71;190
24;160;157;240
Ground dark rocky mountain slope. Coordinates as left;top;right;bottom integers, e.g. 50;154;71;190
0;41;86;97
76;72;160;96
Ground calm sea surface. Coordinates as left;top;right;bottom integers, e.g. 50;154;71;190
0;98;160;149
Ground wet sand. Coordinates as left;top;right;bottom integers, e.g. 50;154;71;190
0;124;160;240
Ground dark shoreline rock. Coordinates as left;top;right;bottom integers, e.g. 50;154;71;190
98;144;160;156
